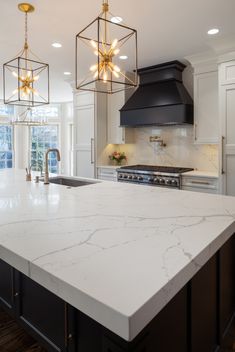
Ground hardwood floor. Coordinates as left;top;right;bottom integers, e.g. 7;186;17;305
0;308;47;352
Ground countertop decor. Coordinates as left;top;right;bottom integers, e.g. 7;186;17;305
109;151;127;165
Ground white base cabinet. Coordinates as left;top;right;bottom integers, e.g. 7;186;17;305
97;166;117;182
182;175;219;194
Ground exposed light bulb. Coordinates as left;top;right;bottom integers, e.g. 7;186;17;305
103;71;108;82
90;40;98;49
113;49;120;55
111;39;118;49
33;75;39;81
12;71;18;78
113;71;120;78
90;64;98;72
113;65;121;73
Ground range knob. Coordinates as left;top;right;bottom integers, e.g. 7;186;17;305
154;178;159;183
138;176;143;181
159;178;165;184
165;179;172;185
119;174;123;179
171;179;178;186
148;177;154;182
123;174;128;179
128;175;133;180
133;175;138;180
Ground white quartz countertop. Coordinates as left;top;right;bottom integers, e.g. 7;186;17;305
0;169;234;341
97;165;119;169
183;170;219;178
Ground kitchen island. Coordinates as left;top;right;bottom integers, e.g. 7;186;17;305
0;169;234;352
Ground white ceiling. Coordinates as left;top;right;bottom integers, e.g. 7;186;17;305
0;0;235;102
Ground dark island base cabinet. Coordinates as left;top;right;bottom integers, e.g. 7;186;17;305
0;234;234;352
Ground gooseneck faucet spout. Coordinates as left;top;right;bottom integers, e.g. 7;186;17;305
44;149;61;184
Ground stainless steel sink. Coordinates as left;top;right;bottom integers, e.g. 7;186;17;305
47;177;98;187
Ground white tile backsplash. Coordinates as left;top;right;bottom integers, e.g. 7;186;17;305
117;126;218;172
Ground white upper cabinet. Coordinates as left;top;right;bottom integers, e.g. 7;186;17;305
107;75;135;145
186;54;219;144
219;58;235;196
73;89;107;178
194;71;219;144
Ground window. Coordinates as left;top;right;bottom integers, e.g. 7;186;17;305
0;104;14;117
31;106;59;119
30;125;59;173
0;125;13;169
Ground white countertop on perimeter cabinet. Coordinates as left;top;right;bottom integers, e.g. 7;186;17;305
183;170;219;178
0;169;234;341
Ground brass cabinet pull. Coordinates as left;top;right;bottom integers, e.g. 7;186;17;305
221;136;225;175
195;123;197;141
91;138;95;164
191;181;210;185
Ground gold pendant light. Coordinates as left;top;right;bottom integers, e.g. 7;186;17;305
11;107;48;126
3;3;50;107
76;0;138;94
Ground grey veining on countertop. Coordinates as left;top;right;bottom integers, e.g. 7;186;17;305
0;169;234;341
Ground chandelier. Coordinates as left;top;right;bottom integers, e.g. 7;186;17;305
11;107;47;126
76;0;138;94
3;3;49;107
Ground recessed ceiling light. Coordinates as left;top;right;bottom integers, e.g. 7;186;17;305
207;28;219;35
52;42;62;48
64;72;71;76
111;16;123;24
119;55;128;60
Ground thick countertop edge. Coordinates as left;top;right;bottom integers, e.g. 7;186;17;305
0;221;234;342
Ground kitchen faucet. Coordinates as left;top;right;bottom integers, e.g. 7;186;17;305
44;149;61;184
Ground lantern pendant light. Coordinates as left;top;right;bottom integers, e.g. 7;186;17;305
11;107;48;126
3;3;50;107
76;0;138;94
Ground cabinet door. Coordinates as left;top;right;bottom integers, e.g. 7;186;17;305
0;259;14;313
191;255;218;352
74;105;95;178
220;83;235;195
107;87;134;145
219;235;235;339
194;71;219;144
17;274;68;352
108;91;125;144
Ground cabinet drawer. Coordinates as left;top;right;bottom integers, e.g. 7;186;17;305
97;168;117;181
0;259;14;311
182;176;218;192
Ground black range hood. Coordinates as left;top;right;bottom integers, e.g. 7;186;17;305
120;61;193;127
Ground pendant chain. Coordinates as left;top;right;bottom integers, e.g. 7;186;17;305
25;12;28;48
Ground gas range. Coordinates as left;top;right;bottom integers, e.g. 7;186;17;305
117;165;194;189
